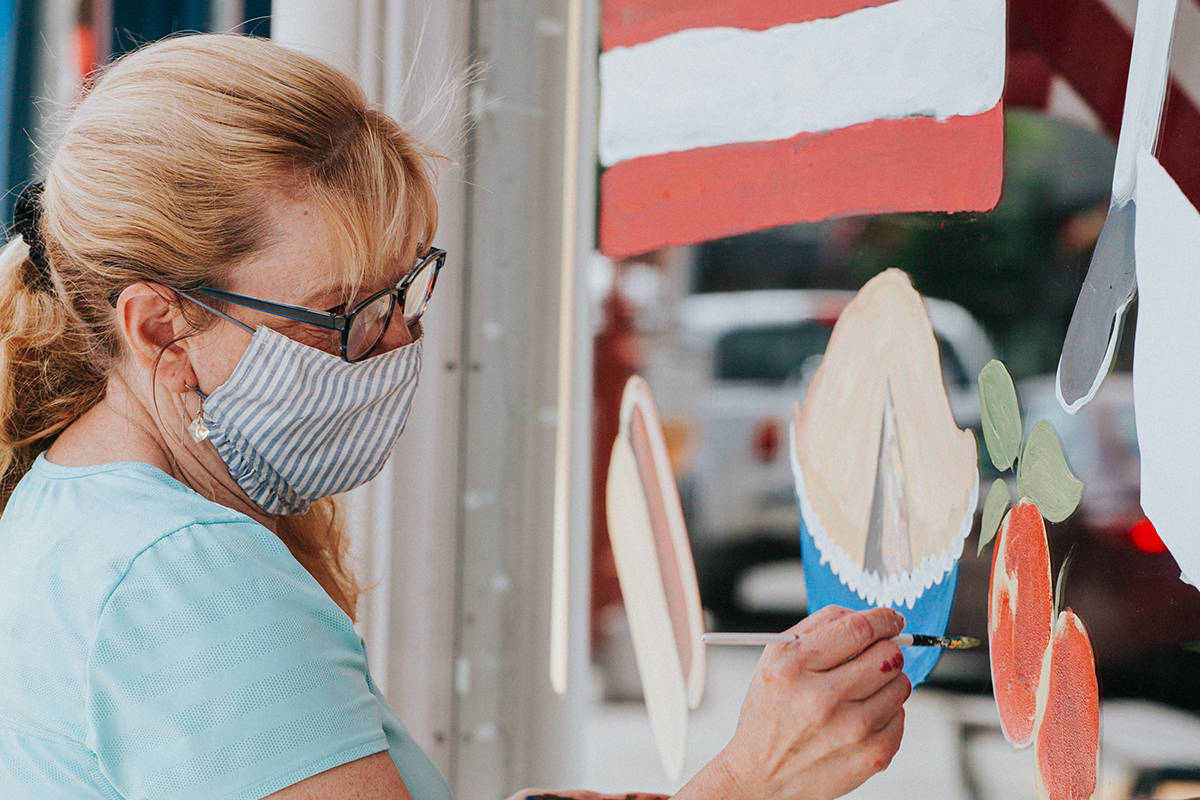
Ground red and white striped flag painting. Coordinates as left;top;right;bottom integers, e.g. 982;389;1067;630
598;0;1007;258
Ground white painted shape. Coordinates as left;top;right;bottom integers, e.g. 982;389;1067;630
1112;0;1178;205
598;0;1005;166
1055;0;1175;417
1132;150;1200;588
618;377;707;709
606;435;690;781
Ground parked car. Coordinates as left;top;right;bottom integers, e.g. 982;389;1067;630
644;288;996;631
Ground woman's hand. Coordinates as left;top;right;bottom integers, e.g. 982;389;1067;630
691;605;911;800
511;606;908;800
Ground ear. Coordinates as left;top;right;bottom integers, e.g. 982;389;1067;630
116;283;198;394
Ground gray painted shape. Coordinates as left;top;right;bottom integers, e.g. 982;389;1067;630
1057;200;1137;412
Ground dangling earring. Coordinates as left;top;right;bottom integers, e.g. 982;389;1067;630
187;393;210;442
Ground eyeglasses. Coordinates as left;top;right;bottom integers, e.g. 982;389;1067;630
187;247;445;362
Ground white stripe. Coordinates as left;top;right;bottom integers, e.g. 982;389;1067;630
315;357;396;495
1097;0;1200;137
1100;0;1139;32
287;353;353;495
1045;77;1103;132
598;0;1006;167
1166;0;1200;113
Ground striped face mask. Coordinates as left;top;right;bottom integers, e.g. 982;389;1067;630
195;325;422;516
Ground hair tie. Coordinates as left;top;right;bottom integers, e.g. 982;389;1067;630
13;181;53;292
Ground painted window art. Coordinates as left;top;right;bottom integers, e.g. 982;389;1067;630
590;0;1200;793
976;360;1099;800
605;376;706;781
1057;0;1177;413
1053;0;1200;623
1132;150;1200;589
789;269;978;684
597;0;1006;258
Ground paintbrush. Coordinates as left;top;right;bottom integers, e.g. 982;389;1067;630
700;632;981;649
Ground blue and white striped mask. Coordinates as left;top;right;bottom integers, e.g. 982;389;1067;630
196;325;422;516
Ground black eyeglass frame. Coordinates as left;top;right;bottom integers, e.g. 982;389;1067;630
189;247;445;362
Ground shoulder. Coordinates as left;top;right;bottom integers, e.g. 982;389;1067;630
2;457;291;610
0;457;308;673
84;493;387;799
5;455;252;540
79;464;353;675
1;459;392;798
92;510;337;645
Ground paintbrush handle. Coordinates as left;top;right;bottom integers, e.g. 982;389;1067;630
700;632;978;648
700;632;797;645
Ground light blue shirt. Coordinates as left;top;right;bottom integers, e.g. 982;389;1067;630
0;455;451;800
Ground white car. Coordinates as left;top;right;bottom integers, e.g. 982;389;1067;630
645;288;995;627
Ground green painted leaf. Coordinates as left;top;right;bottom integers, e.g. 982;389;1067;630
978;478;1011;555
1016;420;1085;523
978;360;1022;472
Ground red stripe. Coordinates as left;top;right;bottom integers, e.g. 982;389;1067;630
599;104;1003;258
1158;85;1200;211
602;0;898;51
1007;0;1129;140
1004;50;1054;110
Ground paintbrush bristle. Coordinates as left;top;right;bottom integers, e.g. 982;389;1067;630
943;635;981;650
906;634;981;649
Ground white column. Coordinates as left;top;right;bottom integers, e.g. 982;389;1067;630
271;0;361;77
209;0;246;32
451;0;597;794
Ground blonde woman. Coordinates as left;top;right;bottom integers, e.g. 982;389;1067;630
0;34;910;800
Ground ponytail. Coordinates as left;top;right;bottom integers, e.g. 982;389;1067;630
0;236;107;507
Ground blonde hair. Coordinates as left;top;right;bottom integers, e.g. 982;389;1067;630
0;33;443;619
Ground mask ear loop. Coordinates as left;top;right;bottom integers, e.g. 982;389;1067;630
174;290;249;443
